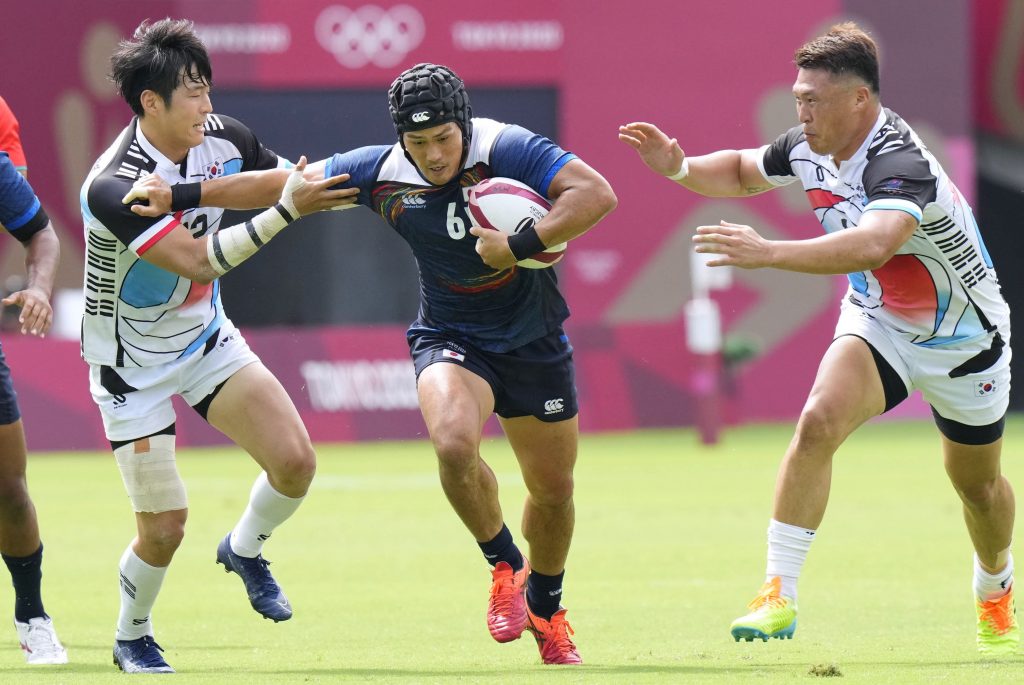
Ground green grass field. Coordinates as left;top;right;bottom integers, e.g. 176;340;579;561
3;417;1023;683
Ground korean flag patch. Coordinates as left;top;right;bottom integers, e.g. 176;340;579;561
975;379;997;397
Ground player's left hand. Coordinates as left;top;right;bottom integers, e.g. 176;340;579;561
469;226;517;270
693;220;773;268
122;173;172;216
2;287;53;336
618;122;685;178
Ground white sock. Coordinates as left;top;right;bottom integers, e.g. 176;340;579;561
765;519;815;601
116;547;167;641
974;552;1014;601
230;472;305;558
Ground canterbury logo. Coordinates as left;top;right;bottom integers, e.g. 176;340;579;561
543;399;564;414
411;111;431;123
403;194;426;207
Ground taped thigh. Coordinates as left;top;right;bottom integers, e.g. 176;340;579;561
113;434;188;513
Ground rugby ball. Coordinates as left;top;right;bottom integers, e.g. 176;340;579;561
467;177;566;268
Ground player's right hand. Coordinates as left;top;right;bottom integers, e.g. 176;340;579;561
2;286;53;336
617;122;685;178
285;156;360;216
122;173;173;216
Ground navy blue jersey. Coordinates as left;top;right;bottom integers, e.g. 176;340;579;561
0;152;49;242
325;118;577;353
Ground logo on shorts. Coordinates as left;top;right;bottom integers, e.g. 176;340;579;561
544;398;564;415
976;379;997;396
112;394;127;408
442;349;465;362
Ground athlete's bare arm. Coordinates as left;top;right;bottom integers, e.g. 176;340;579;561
618;121;772;197
123;160;357;217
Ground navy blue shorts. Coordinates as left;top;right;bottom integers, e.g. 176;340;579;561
408;327;578;422
0;342;21;425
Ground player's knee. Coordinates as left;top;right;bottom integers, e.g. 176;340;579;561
528;474;575;508
793;400;847;453
265;436;316;493
114;435;188;513
432;432;479;473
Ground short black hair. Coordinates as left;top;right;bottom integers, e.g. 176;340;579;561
110;18;212;116
795;22;880;95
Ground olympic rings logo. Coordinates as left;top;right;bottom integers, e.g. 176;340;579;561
315;4;425;69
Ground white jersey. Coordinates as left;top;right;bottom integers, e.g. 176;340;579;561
758;108;1009;347
80;114;285;367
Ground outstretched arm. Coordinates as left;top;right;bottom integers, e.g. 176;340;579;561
618;121;772;197
140;158;354;284
123;157;357;216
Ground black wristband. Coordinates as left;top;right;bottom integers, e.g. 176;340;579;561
170;182;202;212
507;225;547;261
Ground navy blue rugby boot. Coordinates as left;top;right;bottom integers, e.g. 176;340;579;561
216;533;293;622
113;635;174;673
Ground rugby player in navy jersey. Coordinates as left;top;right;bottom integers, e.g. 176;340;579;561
339;64;614;665
83;19;356;673
621;22;1018;654
134;62;616;665
0;153;66;665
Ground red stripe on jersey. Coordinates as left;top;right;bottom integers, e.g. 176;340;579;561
136;217;180;255
806;188;846;210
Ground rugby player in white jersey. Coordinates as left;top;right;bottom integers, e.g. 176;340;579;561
80;18;355;673
620;22;1018;654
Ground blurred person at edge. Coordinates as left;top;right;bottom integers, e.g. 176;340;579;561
0;139;66;663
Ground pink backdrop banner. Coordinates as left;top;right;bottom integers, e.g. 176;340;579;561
8;323;728;451
0;1;962;449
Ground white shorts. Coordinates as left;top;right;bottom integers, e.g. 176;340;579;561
834;301;1011;427
89;320;260;442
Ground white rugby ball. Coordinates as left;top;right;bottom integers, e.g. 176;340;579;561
467;177;566;268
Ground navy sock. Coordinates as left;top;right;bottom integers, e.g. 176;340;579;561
478;524;523;571
527;569;564;620
3;543;46;623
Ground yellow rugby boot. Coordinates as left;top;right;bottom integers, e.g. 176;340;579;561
730;576;797;642
977;585;1019;656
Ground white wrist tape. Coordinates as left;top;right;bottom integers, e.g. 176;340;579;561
206;203;294;275
666;157;690;181
205;165;305;275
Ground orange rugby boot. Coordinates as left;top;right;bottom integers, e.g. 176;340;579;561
525;606;582;665
487;557;530;642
